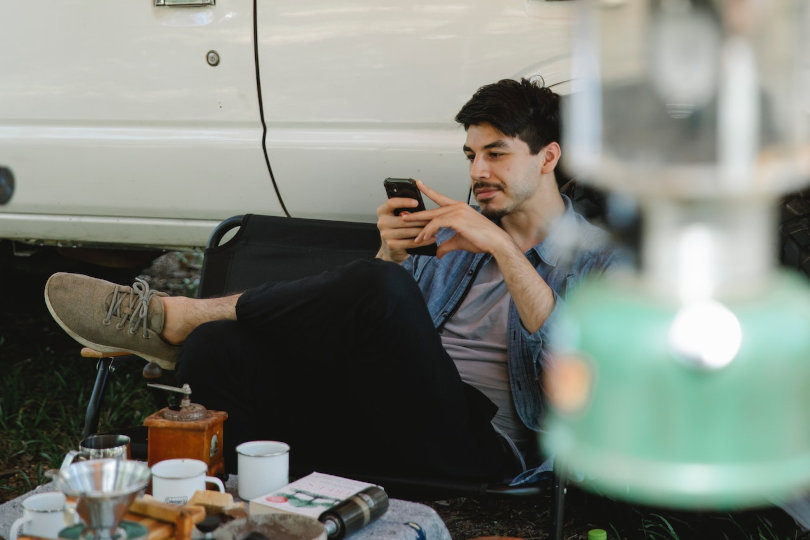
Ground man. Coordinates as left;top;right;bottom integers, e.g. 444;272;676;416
45;79;622;485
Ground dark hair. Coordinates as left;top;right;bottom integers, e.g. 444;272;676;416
455;78;561;154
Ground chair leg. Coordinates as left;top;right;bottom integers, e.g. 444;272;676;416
81;357;113;440
551;467;567;540
79;348;138;440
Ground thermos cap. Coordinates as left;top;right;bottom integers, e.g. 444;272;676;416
588;529;607;540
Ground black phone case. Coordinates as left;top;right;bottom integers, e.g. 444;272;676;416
383;178;436;256
406;244;438;256
383;178;426;215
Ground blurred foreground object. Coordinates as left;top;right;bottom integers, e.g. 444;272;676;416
544;0;810;509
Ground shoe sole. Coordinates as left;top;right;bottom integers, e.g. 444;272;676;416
44;278;177;371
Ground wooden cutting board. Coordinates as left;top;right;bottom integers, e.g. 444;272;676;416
129;498;206;540
19;497;205;540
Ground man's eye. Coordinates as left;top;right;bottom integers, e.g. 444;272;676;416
489;152;503;159
465;154;475;162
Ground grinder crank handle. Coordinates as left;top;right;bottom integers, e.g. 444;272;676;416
147;383;192;395
148;383;193;407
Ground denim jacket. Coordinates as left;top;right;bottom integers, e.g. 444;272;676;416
402;195;624;478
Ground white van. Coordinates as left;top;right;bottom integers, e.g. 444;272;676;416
0;0;574;263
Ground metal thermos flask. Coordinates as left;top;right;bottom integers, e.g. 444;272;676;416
319;486;388;539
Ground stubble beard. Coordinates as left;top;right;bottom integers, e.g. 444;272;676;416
474;181;512;220
481;205;510;220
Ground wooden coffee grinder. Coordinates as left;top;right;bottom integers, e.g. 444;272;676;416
143;383;228;478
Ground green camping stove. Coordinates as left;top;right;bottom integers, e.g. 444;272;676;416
543;0;810;509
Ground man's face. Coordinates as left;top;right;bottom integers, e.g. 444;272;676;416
463;123;546;220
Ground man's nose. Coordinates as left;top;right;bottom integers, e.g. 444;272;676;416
470;155;489;178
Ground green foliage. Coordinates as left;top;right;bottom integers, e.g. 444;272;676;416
566;484;810;540
638;513;682;539
0;346;160;500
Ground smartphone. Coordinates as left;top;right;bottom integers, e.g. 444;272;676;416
383;177;437;256
383;178;426;215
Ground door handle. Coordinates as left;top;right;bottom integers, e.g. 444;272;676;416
155;0;215;6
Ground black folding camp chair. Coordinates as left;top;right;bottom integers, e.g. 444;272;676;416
74;216;385;450
197;214;382;297
75;212;566;537
198;213;568;540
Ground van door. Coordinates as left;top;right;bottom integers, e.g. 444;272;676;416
256;0;573;222
0;0;282;248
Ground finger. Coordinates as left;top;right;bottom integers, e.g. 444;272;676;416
414;231;437;246
398;210;431;218
379;220;430;245
399;203;457;222
435;235;461;259
389;234;436;252
386;226;430;240
381;197;420;216
386;215;431;228
416;180;457;207
378;200;401;218
377;214;403;233
414;216;447;244
412;206;463;241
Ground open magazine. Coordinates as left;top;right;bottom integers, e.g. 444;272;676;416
249;472;380;518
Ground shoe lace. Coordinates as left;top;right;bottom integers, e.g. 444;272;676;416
103;278;158;338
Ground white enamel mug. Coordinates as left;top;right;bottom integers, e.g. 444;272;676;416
236;440;290;500
150;459;224;505
9;492;75;540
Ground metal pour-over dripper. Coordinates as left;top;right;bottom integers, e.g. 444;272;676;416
57;459;150;540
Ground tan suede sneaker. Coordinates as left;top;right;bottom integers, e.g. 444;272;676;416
44;273;180;370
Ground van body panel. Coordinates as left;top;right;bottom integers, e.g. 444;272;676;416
0;1;574;248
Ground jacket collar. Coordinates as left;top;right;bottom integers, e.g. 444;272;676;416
527;194;575;268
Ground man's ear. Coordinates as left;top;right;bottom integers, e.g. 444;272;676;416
541;142;562;174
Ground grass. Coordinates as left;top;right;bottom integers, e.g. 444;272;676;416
2;252;810;539
0;340;162;499
0;251;193;502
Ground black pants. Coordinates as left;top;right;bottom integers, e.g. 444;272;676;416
175;259;511;483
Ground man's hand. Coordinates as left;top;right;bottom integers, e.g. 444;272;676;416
401;181;555;333
376;194;434;263
402;181;513;259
